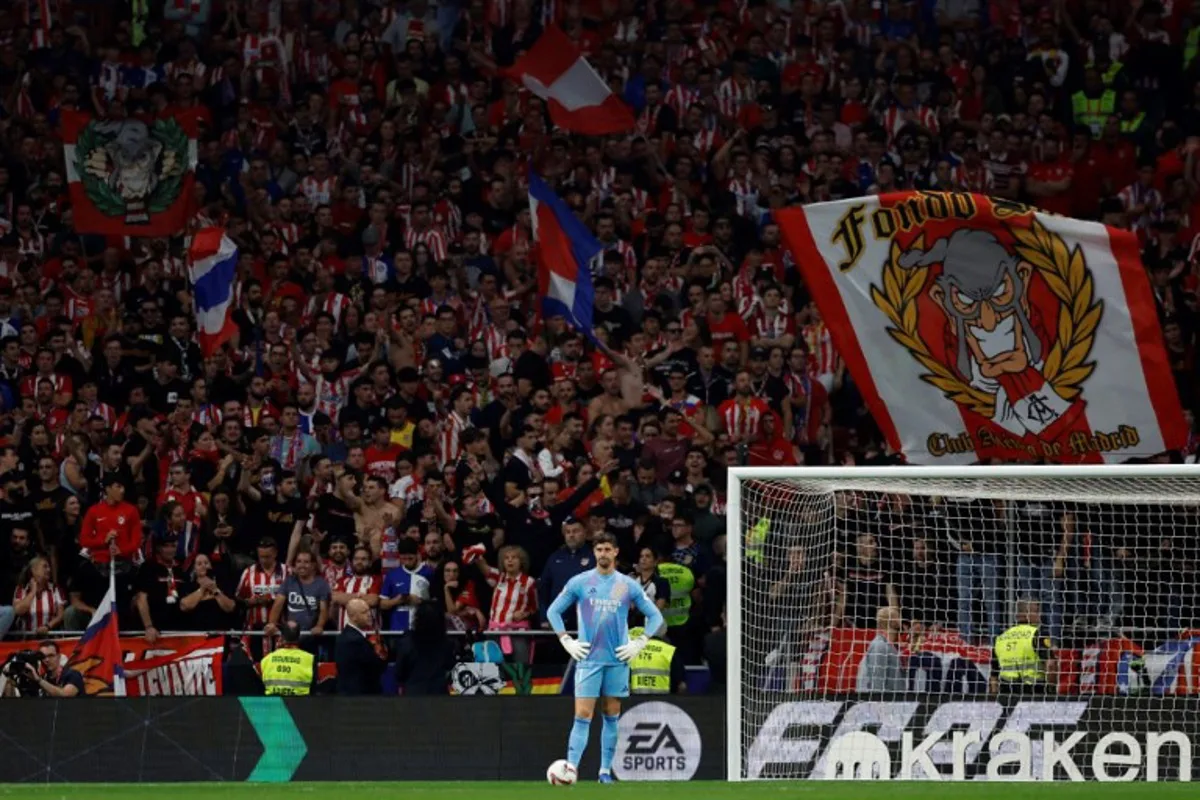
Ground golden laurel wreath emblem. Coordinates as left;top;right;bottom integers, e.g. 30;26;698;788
868;218;1104;419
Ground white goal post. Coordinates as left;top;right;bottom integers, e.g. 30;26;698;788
725;464;1200;783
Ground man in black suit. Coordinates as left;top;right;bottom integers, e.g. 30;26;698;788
335;598;386;695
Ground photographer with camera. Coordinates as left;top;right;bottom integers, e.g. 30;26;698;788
3;641;83;697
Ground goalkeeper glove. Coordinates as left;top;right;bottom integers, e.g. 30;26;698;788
615;635;648;663
559;635;591;662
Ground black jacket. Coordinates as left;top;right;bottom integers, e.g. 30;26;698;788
335;625;385;696
394;635;456;696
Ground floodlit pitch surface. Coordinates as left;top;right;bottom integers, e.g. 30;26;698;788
2;784;1198;799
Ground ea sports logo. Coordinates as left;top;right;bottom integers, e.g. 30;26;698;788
613;701;701;782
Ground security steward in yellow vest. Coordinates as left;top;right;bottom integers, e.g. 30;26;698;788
1072;67;1115;139
990;600;1056;695
628;626;687;695
656;561;695;631
261;620;316;696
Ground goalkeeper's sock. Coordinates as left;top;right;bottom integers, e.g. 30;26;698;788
600;714;621;774
567;716;592;767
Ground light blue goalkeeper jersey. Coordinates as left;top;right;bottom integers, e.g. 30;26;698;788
547;569;664;666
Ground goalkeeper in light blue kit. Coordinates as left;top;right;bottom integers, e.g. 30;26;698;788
547;531;665;784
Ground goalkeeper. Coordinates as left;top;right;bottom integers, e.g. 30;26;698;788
548;531;665;784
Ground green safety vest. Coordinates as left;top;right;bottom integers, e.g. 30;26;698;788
746;517;770;566
1086;60;1123;88
261;648;314;696
657;562;694;628
1120;112;1146;136
1187;28;1200;69
131;0;149;45
630;639;676;695
1072;90;1115;139
993;624;1045;685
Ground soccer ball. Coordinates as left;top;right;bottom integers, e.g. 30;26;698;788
546;759;577;785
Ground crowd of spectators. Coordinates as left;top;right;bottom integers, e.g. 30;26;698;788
0;0;1198;687
755;492;1199;657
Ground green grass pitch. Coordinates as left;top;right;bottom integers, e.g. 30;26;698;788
2;783;1197;799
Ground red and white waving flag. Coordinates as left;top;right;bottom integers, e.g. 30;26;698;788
777;192;1186;464
504;25;634;135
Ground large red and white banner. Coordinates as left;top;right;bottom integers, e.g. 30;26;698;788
62;110;198;237
777;193;1186;463
0;635;223;696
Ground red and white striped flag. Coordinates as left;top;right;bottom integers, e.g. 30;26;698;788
503;25;634;135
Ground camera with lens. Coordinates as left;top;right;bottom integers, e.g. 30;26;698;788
2;651;45;697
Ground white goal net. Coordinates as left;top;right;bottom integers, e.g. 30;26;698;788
726;465;1200;783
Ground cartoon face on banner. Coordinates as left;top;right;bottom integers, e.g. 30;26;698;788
844;195;1107;460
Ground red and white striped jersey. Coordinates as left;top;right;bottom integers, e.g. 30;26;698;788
636;103;668;137
625;186;652;215
598;239;638;281
717;396;770;441
802;321;839;376
321;557;352;589
591;166;617;197
161;253;188;281
438;411;471;470
388;474;424;508
305;293;352;328
696;33;729;65
301;175;336;206
92;61;126;107
487;0;512;27
479;323;509;360
97;270;132;304
437;80;471;109
749;307;795;342
785;371;828;445
952;163;994;194
1117;182;1162;232
403;226;448;262
394;164;421;201
419;293;462;319
664;85;700;120
715;77;755;118
433;198;463;240
87;401;118;428
22;0;57;46
295;48;331;85
273;221;302;245
165;57;208;88
465;295;492;338
20;372;71;399
881;104;939;142
484;567;537;627
691;128;722;158
242;33;287;70
236;561;291;627
16;229;45;261
334;573;382;629
727;176;759;218
193;404;221;430
13;581;65;632
65;293;91;323
314;373;353;418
